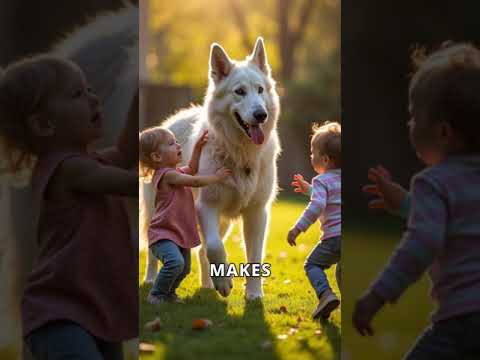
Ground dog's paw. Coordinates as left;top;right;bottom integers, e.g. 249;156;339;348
212;276;233;297
245;289;264;300
245;278;263;300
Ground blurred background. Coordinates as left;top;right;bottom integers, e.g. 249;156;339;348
140;0;340;191
342;1;480;359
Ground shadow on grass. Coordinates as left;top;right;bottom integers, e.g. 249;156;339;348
140;285;281;360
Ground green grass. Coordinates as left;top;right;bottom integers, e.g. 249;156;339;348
139;199;341;360
342;214;432;359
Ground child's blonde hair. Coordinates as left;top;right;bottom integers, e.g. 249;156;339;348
409;42;480;152
311;121;341;167
139;126;171;180
0;55;75;172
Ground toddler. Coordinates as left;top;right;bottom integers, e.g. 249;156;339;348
139;127;231;304
288;121;341;320
0;55;138;359
353;43;480;359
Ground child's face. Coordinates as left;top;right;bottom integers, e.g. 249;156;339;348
43;62;103;148
408;102;450;166
152;131;182;167
310;140;330;174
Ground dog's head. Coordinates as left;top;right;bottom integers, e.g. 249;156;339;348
206;37;279;146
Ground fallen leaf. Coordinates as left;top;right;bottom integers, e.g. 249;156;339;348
288;328;299;335
139;343;156;353
283;279;292;284
192;318;213;330
314;329;322;336
278;251;288;259
279;305;288;313
260;340;272;349
297;316;304;323
277;334;288;340
144;317;162;332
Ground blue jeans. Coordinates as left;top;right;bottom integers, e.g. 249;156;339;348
25;321;123;360
304;236;341;298
150;239;191;297
404;311;480;360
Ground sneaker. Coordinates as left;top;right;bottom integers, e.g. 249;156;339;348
146;293;168;305
312;289;340;320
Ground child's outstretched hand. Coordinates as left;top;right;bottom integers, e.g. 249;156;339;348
291;174;310;195
352;290;385;337
362;165;408;214
215;167;232;180
287;227;300;246
194;130;209;150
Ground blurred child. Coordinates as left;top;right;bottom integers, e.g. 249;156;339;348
139;127;231;304
0;55;138;359
288;121;341;320
353;43;480;359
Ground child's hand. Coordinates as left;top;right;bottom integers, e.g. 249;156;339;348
291;174;310;195
215;167;232;180
352;290;385;336
287;227;300;246
194;130;209;150
362;165;408;214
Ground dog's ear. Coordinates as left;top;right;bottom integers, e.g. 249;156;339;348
249;37;270;76
209;43;233;84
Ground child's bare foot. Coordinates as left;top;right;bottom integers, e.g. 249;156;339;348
313;289;340;320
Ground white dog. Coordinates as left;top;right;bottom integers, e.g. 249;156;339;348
142;37;281;300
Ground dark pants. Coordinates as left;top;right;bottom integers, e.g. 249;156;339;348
404;312;480;360
304;236;341;297
25;321;123;360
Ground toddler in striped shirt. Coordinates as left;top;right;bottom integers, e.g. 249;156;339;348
353;43;480;359
288;122;341;320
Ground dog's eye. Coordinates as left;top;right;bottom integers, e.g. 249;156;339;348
258;87;264;94
235;88;246;96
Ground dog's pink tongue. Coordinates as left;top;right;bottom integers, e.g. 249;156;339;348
250;125;264;145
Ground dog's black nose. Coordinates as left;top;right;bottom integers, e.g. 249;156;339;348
253;110;267;123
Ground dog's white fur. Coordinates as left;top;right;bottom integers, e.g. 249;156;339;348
0;5;138;359
142;38;281;299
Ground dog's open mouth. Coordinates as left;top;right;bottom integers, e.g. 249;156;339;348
234;112;265;145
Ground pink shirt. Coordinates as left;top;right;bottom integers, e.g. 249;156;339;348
147;167;201;249
22;152;138;341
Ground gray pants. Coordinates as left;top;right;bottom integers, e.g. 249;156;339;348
25;321;123;360
404;311;480;359
304;236;341;298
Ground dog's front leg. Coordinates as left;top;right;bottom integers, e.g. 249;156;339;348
197;202;232;297
242;205;269;300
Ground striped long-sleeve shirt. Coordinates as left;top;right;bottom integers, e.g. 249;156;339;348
371;155;480;323
294;169;341;240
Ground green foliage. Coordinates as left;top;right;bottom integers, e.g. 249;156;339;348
139;199;341;360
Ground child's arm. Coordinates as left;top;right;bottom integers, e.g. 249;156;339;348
362;165;409;217
291;174;312;196
353;174;447;336
164;167;231;188
183;130;209;175
58;157;138;197
287;177;327;246
98;90;139;169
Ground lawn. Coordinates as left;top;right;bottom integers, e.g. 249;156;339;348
139;198;341;360
342;213;432;359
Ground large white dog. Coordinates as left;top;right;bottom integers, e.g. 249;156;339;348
142;37;281;300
